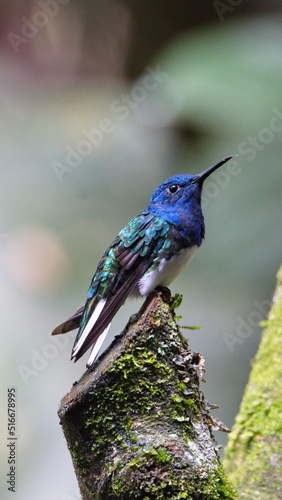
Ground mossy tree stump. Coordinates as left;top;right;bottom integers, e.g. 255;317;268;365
58;288;235;499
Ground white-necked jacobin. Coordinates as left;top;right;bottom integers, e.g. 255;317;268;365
52;156;234;367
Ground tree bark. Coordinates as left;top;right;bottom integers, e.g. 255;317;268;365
223;265;282;499
58;288;235;499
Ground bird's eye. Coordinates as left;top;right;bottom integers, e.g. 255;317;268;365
167;184;180;194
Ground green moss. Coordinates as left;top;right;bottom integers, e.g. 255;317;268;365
170;293;183;310
77;298;202;468
223;266;282;498
81;343;197;463
111;462;236;500
153;446;172;465
60;290;235;499
170;392;200;423
128;445;172;467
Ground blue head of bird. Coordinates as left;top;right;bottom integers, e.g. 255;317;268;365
146;156;233;244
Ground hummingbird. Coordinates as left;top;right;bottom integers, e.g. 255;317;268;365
52;156;234;367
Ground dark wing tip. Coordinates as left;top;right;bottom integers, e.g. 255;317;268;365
52;323;67;336
51;306;84;336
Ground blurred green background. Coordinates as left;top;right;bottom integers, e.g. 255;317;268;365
0;1;281;498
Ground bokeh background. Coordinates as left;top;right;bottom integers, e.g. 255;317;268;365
0;1;281;498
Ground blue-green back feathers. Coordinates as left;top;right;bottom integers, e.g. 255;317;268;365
71;213;171;360
85;213;169;300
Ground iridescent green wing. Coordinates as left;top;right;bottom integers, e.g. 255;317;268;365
86;212;170;301
72;212;170;360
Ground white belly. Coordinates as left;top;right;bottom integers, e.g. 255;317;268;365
137;246;197;296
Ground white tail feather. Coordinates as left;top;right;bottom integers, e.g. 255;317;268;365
86;324;111;367
72;298;106;358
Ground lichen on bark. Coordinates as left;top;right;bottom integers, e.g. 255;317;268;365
223;265;282;499
58;288;235;499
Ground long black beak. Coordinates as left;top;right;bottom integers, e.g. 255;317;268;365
191;156;236;184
